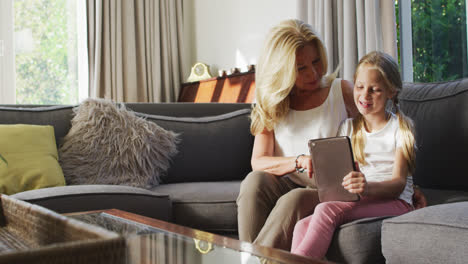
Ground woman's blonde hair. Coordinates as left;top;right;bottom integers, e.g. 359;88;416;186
352;51;416;172
250;19;334;135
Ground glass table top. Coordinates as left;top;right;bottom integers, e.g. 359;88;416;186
69;211;323;264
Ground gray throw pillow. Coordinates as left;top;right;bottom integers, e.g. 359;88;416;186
59;98;178;188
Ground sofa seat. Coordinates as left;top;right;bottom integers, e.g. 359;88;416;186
326;216;391;264
151;181;241;235
382;202;468;264
11;185;171;221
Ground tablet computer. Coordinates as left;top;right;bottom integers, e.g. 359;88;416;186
308;136;359;202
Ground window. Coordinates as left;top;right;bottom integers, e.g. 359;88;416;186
396;0;468;82
0;0;87;105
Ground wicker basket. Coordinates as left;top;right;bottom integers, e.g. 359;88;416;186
0;194;126;264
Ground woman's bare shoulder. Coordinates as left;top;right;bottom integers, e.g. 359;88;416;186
341;79;353;96
341;79;358;118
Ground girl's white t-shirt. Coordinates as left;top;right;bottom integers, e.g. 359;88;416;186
274;78;348;187
337;114;414;205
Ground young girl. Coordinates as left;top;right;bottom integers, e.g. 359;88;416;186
290;51;416;259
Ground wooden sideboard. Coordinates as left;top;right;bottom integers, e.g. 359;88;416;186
178;71;255;103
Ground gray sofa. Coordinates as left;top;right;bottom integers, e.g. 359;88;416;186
3;102;253;235
2;78;468;263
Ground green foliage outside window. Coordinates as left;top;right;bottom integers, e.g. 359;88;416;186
397;0;468;82
14;0;78;104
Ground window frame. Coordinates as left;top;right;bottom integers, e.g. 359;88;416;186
0;0;16;104
0;0;88;105
398;0;414;82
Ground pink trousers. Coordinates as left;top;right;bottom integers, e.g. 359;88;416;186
291;197;412;259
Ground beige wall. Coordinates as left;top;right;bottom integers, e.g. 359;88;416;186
182;0;299;81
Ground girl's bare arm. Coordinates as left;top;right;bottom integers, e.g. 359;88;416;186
343;148;408;199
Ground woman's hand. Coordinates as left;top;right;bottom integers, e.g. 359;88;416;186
342;169;368;196
412;186;427;209
296;155;314;178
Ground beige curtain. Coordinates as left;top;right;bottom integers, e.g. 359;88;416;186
87;0;185;102
298;0;397;81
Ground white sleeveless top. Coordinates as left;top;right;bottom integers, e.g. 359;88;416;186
337;115;414;205
274;78;348;187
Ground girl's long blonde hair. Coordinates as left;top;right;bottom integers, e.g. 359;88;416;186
250;19;334;135
352;51;416;172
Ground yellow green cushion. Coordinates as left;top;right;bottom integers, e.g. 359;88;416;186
0;124;65;194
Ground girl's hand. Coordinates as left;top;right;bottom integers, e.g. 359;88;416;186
296;155;314;178
342;170;368;196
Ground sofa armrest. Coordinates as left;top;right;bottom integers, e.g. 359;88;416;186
11;185;171;221
382;202;468;264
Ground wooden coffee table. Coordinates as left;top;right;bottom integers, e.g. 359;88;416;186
66;209;328;264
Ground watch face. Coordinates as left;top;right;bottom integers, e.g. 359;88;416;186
195;64;205;76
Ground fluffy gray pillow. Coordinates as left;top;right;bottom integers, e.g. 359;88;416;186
59;98;178;188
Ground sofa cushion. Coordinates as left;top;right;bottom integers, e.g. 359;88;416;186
382;202;468;264
59;99;179;188
327;216;389;264
0;105;74;147
0;124;65;194
11;184;171;221
400;79;468;190
137;109;253;183
150;181;241;234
